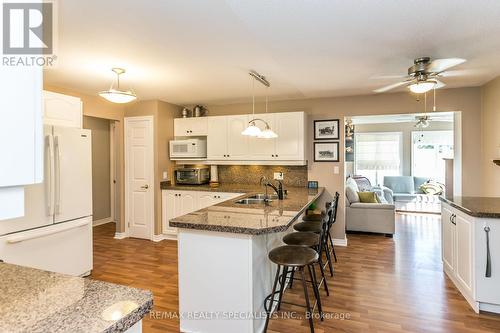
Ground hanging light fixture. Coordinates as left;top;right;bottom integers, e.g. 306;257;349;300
99;68;137;104
242;71;278;139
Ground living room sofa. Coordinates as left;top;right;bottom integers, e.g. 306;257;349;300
383;176;429;202
345;177;396;236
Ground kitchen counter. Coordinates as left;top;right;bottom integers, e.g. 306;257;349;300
172;183;325;333
439;196;500;218
168;184;324;235
161;181;274;193
0;263;153;333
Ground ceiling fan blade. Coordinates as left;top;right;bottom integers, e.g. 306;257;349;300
373;81;409;93
370;74;408;80
434;79;446;89
427;58;466;73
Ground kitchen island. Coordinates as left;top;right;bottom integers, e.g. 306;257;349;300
169;185;324;333
0;263;153;333
440;196;500;314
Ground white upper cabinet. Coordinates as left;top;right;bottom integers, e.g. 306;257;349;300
274;112;305;161
178;111;306;165
226;115;249;160
207;116;228;159
43;91;83;128
248;113;276;159
174;117;208;137
0;66;43;187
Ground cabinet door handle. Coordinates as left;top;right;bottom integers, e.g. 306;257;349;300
450;214;456;225
485;226;492;278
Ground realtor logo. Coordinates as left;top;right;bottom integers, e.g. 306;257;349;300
3;2;53;55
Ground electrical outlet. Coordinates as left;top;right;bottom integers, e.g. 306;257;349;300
333;166;339;174
274;172;284;180
162;171;169;180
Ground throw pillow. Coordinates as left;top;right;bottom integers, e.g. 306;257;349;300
345;185;360;204
358;191;379;203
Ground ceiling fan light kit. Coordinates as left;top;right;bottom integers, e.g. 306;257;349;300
374;57;466;94
408;80;437;94
99;68;137;104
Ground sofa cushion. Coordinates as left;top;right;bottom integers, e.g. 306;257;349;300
345;184;360;204
358;191;379;203
349;202;395;210
413;177;429;194
383;176;415;194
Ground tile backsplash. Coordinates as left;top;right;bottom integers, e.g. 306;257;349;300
217;165;308;187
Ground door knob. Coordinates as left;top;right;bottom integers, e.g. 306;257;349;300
141;184;149;189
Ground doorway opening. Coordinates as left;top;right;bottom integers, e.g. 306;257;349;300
345;111;458;214
82;116;121;230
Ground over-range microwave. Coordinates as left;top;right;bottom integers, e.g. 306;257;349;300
169;139;207;159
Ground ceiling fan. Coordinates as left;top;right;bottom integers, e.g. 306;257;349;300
373;57;466;94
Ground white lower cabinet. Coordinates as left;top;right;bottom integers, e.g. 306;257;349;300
441;202;500;313
162;190;241;237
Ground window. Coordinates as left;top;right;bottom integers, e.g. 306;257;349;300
412;131;453;183
354;132;402;185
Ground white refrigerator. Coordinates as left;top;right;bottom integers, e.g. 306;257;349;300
0;125;93;276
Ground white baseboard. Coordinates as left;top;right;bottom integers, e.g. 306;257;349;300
152;233;177;242
333;237;348;247
93;217;114;227
114;232;128;239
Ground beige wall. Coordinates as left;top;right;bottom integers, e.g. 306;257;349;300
124;100;180;235
83;116;111;221
481;77;500;196
354;121;454;177
206;87;482;239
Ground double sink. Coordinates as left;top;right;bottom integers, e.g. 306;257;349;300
235;193;282;205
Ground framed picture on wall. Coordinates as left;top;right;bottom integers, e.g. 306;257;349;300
314;142;339;162
314;119;340;140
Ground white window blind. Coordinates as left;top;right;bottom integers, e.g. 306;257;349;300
354;132;402;184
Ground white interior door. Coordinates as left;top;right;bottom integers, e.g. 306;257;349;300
125;116;154;240
53;127;92;223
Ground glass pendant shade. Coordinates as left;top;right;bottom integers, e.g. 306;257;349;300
99;89;137;103
258;126;278;139
99;68;137;104
241;121;262;136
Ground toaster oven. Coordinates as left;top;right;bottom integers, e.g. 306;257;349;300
174;166;210;185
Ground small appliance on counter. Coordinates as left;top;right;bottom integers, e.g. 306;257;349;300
170;138;207;159
174;166;210;185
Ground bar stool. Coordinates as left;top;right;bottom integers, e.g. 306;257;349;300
294;193;340;276
283;227;329;296
264;245;322;333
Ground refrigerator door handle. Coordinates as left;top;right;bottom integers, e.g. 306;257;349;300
46;134;55;216
54;135;61;215
6;220;89;244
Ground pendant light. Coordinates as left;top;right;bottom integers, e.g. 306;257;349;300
257;95;278;139
99;68;137;104
242;71;278;139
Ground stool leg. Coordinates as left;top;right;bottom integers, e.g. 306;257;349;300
307;264;323;321
277;266;289;311
289;267;295;289
316;246;329;296
264;264;281;333
328;233;338;262
300;267;315;333
324;240;334;277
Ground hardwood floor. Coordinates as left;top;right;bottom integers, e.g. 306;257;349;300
91;214;500;332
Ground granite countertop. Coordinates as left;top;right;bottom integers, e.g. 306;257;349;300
439;196;500;218
161;181;273;193
0;263;153;333
168;184;324;235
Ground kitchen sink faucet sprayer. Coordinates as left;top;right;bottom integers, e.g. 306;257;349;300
259;176;284;200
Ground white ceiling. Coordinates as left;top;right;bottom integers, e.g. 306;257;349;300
44;0;500;105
